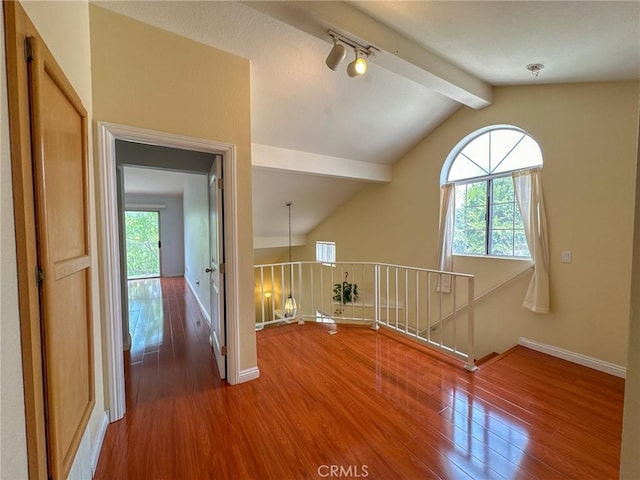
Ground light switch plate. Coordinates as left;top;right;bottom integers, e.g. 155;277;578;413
561;251;572;264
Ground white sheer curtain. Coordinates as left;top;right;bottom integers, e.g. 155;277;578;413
437;183;455;293
513;167;550;313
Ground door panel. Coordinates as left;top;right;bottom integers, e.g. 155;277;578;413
209;158;226;379
28;35;94;479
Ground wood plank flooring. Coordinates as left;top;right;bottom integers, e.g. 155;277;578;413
94;277;625;479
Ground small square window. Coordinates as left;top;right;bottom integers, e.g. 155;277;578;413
316;241;336;264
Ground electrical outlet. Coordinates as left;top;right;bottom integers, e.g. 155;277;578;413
561;251;572;264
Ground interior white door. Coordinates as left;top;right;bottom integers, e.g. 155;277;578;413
208;158;226;379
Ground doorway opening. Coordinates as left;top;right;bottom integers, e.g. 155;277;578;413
98;122;244;422
125;210;161;279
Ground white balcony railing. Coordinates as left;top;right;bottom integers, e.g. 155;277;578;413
254;262;477;371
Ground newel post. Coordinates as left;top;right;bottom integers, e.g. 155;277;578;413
371;264;380;330
297;262;304;324
465;276;478;372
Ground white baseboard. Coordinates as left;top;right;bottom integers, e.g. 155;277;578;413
238;367;260;383
185;276;211;324
519;337;626;378
69;425;92;480
91;410;110;475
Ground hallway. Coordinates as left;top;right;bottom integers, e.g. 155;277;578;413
96;277;224;478
95;277;624;479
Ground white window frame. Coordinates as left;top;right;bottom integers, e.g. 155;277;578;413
442;125;543;259
316;241;336;265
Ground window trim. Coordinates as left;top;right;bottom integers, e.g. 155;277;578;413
450;168;535;187
443;125;542;259
315;240;336;265
440;124;542;185
453;252;534;262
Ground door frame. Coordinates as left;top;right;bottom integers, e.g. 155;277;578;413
97;122;241;422
208;159;227;379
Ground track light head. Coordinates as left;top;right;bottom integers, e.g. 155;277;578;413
325;42;347;71
326;30;377;78
347;51;367;77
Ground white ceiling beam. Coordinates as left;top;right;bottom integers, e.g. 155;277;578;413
245;1;492;109
252;144;391;183
254;235;307;250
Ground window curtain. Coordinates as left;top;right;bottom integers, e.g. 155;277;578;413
513;167;550;313
437;183;455;293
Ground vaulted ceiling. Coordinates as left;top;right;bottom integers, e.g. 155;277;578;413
107;1;640;263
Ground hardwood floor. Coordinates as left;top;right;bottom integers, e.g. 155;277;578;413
95;277;625;479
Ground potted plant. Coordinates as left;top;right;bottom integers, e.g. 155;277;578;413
333;272;358;304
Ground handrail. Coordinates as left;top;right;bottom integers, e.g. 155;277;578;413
254;261;477;371
476;263;533;302
422;263;533;334
255;260;475;278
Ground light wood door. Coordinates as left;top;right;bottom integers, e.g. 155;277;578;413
28;34;94;479
209;158;226;379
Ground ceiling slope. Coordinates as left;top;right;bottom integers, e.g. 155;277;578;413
245;1;493;108
95;1;639;263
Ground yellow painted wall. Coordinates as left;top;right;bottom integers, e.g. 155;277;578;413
89;6;257;373
295;82;639;366
1;1;105;476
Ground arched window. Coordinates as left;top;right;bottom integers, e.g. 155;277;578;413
441;126;543;258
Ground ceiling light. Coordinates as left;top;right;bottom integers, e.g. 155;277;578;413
347;50;367;77
284;202;297;319
526;63;545;77
326;30;378;77
326;41;346;71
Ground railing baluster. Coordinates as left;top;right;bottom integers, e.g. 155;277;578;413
280;265;284;320
338;264;342;316
331;264;335;318
310;263;315;322
427;272;431;343
385;266;389;328
322;263;326;321
258;267;265;330
270;266;275;322
438;273;443;349
395;267;399;330
360;264;364;322
350;263;355;320
298;262;303;324
452;275;457;354
415;270;419;339
373;264;379;330
404;269;409;335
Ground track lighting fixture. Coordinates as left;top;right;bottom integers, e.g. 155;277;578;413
347;49;367;77
326;30;378;78
326;40;347;71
